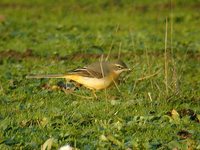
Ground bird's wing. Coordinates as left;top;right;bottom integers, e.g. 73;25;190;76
68;67;103;78
68;62;111;79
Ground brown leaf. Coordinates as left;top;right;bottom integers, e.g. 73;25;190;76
178;109;196;119
0;15;6;22
177;130;192;139
177;109;199;122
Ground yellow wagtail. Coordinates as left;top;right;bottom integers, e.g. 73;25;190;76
26;60;130;91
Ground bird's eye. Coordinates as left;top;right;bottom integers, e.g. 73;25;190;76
116;65;123;70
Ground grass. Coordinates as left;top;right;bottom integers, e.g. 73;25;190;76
0;0;200;149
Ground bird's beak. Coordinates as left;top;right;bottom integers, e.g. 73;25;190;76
124;68;131;72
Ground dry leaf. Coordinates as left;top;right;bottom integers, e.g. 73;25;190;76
171;109;180;123
41;138;54;150
197;114;200;123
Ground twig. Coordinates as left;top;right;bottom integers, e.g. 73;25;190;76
137;69;161;81
106;24;120;61
170;0;178;93
118;42;122;59
112;79;121;93
164;17;169;95
100;55;105;78
148;92;153;102
106;40;113;61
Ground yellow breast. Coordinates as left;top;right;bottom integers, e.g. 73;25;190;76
65;73;118;90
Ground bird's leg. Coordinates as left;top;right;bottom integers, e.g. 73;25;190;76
92;90;98;99
61;79;71;93
65;79;68;89
61;79;76;93
74;82;82;89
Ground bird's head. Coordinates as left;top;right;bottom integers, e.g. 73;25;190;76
112;60;131;75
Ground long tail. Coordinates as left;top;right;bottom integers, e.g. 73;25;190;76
26;74;67;79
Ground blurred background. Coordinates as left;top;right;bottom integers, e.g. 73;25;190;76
0;0;199;56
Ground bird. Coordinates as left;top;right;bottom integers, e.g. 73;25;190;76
26;60;130;92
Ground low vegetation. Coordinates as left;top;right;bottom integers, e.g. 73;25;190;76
0;0;199;149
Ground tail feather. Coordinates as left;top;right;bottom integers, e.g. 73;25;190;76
26;74;67;79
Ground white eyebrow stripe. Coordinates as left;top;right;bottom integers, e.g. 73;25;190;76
115;64;123;67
